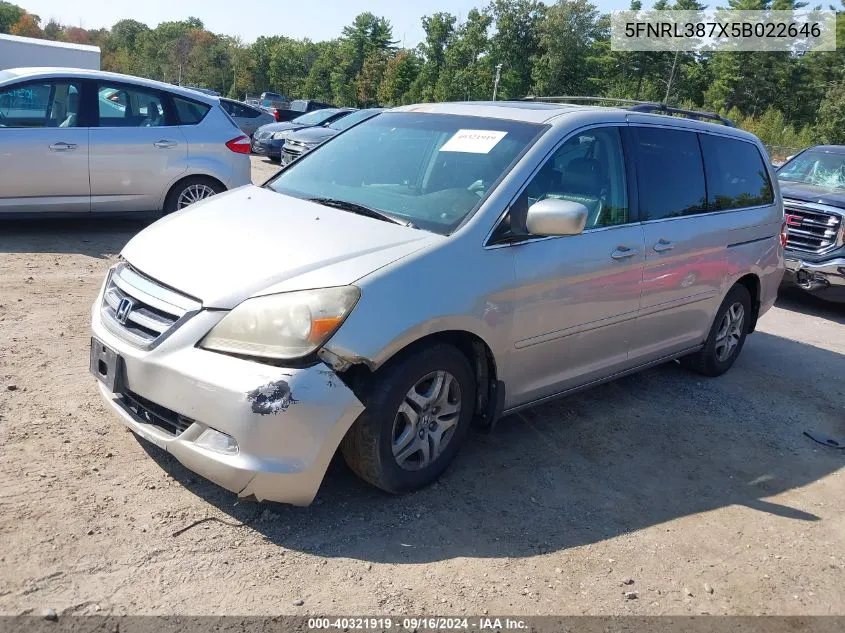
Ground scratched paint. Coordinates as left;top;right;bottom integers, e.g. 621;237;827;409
246;380;298;415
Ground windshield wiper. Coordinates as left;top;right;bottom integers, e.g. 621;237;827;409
307;197;415;227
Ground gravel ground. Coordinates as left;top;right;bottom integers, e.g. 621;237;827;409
1;156;844;616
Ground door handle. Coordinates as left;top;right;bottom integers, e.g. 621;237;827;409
611;246;640;260
153;140;177;149
49;142;77;151
653;239;675;253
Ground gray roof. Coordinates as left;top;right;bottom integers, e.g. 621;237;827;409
390;101;588;124
390;100;761;142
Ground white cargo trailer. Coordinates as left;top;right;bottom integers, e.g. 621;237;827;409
0;33;100;71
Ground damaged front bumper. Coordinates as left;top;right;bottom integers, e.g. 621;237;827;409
91;305;364;506
783;255;845;303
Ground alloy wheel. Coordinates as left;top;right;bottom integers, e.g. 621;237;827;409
392;370;462;471
177;184;217;209
714;302;745;362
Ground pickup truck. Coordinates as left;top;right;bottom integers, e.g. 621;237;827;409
269;98;335;123
776;145;845;303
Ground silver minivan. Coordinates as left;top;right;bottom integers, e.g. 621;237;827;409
90;101;785;505
0;67;251;215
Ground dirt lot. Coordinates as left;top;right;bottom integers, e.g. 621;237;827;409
1;156;844;616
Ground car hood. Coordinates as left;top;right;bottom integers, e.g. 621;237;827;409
120;185;440;309
289;127;337;144
779;182;845;211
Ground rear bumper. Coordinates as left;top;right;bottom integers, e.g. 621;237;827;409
783;255;845;302
253;139;282;157
91;294;365;506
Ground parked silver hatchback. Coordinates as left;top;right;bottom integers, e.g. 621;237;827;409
0;67;251;215
90;101;785;505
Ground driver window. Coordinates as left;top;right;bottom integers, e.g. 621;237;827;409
496;126;629;241
528;127;628;228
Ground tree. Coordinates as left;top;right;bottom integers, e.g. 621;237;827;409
487;0;545;99
356;51;388;105
532;0;604;97
817;80;845;144
0;0;832;148
0;1;24;33
437;8;493;101
10;13;41;38
417;12;457;101
378;50;421;105
340;12;396;77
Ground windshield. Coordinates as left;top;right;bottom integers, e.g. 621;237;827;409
328;109;379;131
778;150;845;190
267;111;544;235
292;109;340;126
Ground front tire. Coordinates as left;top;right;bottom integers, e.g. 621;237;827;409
680;284;752;377
341;343;476;494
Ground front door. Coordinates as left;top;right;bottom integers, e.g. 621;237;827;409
89;81;187;213
504;126;646;405
0;79;89;213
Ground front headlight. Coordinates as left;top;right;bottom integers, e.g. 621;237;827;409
272;131;290;140
200;286;360;360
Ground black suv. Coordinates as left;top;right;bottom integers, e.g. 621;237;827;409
777;145;845;303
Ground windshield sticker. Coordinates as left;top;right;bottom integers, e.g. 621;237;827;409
439;129;508;154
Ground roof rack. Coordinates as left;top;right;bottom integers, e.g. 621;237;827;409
627;103;735;127
520;95;736;127
522;95;655;106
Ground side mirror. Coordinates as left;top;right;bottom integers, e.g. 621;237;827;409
525;198;588;236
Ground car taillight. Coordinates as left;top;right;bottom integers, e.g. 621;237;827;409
780;220;788;248
226;135;251;154
273;108;281;122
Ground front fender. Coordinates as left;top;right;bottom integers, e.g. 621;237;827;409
321;239;516;375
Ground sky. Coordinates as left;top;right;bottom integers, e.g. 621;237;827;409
19;0;634;46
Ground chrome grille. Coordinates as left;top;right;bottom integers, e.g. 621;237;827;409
101;263;201;348
784;203;843;254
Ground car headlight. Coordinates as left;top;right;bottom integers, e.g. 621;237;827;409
272;131;290;140
200;286;360;360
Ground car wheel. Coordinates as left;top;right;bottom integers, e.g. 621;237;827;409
164;176;225;214
341;343;476;494
680;284;752;377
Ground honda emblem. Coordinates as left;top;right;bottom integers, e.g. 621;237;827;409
115;297;134;324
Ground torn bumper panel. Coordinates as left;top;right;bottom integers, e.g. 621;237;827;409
91;306;365;506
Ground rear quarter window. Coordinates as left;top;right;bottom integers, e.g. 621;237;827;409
699;134;774;210
173;96;210;125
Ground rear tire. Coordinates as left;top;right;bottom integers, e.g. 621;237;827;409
680;284;752;377
341;344;476;494
163;176;225;214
